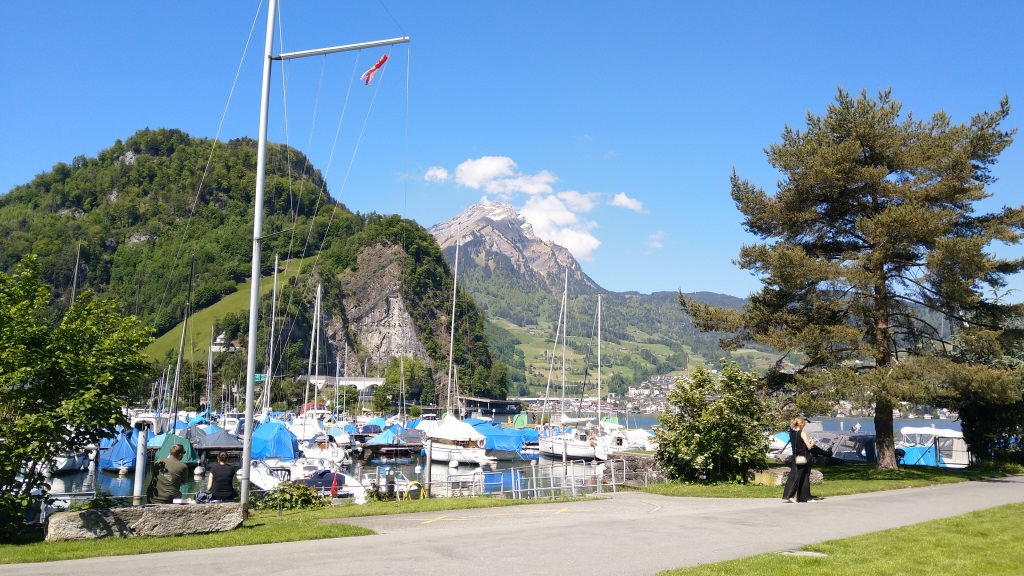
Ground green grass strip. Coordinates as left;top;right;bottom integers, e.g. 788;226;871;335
657;502;1024;575
0;496;572;564
644;461;1023;499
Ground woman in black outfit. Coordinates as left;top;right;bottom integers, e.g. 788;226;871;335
782;416;821;503
207;451;238;501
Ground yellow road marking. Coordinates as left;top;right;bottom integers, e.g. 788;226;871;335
422;516;448;524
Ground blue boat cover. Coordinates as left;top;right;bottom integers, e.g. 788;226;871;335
471;421;523;452
514;427;539;442
365;417;387;428
187;414;210;426
149;433;167;450
251;421;299;461
361;424;383;434
100;432;137;470
365;428;406;445
900;445;940;467
344;423;360;434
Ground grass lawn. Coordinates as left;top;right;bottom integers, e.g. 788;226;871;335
657;502;1024;575
644;461;1020;499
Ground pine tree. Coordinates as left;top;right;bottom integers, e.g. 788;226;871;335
683;88;1024;470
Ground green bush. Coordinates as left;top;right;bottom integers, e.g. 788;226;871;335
655;362;777;483
251;482;328;511
68;491;119;511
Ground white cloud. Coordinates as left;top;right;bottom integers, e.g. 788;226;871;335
424;166;449;183
520;195;601;261
557;190;599;213
454;156;516;189
454;156;556;197
645;231;666;249
610;192;648;213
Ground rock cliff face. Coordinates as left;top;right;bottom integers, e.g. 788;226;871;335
429;202;600;297
333;244;430;369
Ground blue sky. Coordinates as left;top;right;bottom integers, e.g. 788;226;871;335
2;1;1023;301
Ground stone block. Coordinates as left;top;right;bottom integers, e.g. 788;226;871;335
46;503;244;541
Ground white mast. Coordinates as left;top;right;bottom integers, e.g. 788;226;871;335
238;0;409;508
260;254;279;416
560;270;568;415
597;294;602;424
313;283;322;416
446;224;460;415
238;0;278;508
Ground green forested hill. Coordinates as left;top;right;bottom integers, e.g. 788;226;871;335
437;233;778;397
0;128;497;409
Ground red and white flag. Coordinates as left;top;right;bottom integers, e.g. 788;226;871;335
330;473;339;498
361;54;388;86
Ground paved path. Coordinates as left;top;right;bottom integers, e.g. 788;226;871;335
9;476;1024;576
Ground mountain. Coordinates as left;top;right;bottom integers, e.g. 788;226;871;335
0;129;501;409
429;203;600;297
429;203;768;396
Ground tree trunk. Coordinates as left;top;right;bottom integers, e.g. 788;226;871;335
874;397;898;470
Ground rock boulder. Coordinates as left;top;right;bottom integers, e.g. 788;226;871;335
46;503;244;541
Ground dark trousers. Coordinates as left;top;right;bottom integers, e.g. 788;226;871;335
782;460;812;502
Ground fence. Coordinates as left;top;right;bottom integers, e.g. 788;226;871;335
413;456;653;500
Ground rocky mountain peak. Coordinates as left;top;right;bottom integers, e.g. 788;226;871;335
429;202;600;296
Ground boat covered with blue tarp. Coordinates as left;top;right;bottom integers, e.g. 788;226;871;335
252;421;299;461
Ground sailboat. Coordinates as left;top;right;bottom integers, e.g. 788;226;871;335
537;287;611;461
291;283;330;442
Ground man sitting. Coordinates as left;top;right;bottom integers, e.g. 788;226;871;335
148;443;188;504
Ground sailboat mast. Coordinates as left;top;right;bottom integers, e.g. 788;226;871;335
313;283;322;413
237;0;410;509
207;326;214;416
239;0;278;508
597;294;602;423
304;286;319;412
446;224;460;414
70;242;81;303
343;342;348;417
560;270;567;414
262;254;279;414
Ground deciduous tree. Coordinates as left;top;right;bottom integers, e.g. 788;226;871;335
0;256;152;540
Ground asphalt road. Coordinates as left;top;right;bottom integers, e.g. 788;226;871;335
9;475;1024;576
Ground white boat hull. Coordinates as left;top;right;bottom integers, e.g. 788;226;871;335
427;441;490;464
538;435;609;461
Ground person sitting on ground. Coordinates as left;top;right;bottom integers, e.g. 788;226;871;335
148;443;189;504
207;451;238;501
782;416;822;503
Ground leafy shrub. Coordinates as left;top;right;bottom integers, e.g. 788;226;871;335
251;482;328;511
655;362;777;483
69;491;119;511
